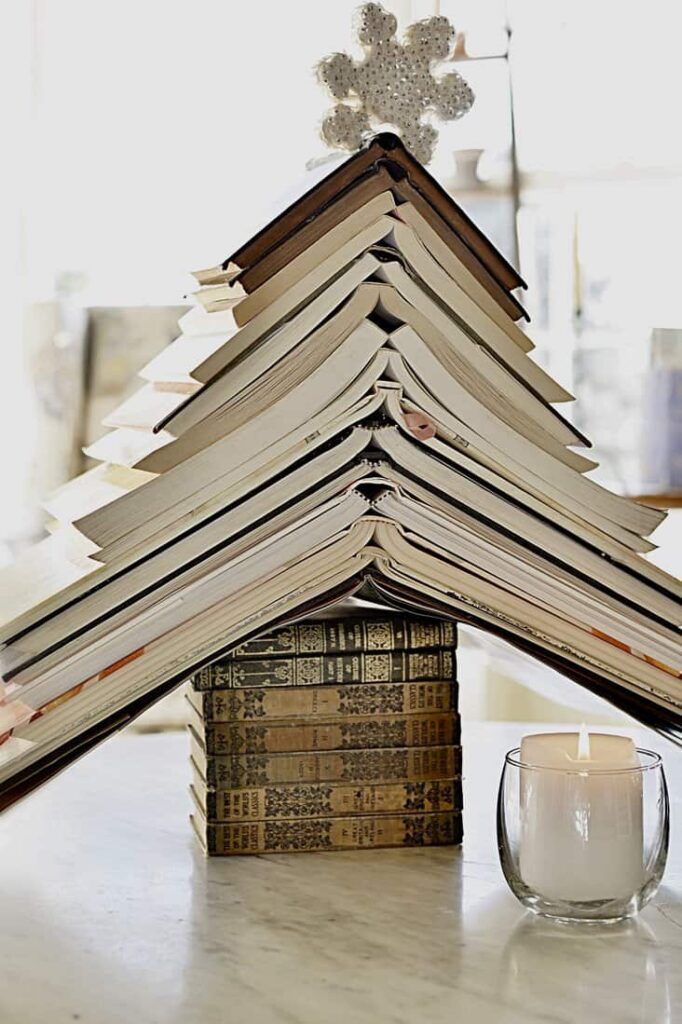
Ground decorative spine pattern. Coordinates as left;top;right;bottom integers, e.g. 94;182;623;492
197;745;462;789
222;617;456;659
198;811;462;854
189;614;460;856
193;680;456;721
192;649;454;690
198;779;461;822
201;712;458;755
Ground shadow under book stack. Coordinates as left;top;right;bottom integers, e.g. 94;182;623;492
187;613;462;855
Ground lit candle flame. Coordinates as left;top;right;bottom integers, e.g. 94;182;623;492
577;722;591;760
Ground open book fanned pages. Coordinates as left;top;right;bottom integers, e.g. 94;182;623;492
0;132;680;812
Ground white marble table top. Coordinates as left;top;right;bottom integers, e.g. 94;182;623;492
1;720;681;1024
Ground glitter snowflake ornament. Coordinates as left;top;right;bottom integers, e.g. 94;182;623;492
316;2;474;164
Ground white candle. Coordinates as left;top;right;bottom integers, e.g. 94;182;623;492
519;728;644;901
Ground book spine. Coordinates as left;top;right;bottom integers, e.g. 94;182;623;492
196;680;456;722
197;811;462;855
193;649;454;690
200;744;462;788
197;778;463;822
202;712;458;755
227;618;456;659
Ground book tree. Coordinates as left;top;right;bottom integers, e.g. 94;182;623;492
0;6;679;835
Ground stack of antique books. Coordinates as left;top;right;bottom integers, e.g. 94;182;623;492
187;612;462;855
0;133;679;817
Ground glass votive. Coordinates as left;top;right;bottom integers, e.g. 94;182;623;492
497;746;669;922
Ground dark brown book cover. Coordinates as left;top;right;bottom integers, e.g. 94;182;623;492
192;770;462;822
189;730;462;788
226;616;456;660
237;162;526;323
188;679;456;722
199;711;458;756
227;133;525;300
192;804;462;855
237;169;392;292
192;647;454;690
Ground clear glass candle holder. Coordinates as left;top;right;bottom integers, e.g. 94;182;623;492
497;747;669;922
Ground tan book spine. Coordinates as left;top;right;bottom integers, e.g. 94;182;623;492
227;617;456;659
201;712;458;756
193;808;462;855
192;648;454;690
193;773;462;821
191;736;462;789
189;680;456;722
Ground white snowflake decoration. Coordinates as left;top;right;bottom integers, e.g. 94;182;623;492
316;2;474;165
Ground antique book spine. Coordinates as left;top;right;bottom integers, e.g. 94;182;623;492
189;680;456;722
194;776;463;822
192;648;455;690
193;809;463;855
227;617;456;659
193;741;462;788
201;712;458;756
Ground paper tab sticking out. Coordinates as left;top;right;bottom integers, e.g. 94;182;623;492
404;411;436;440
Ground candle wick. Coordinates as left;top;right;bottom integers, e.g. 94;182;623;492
577;722;591;760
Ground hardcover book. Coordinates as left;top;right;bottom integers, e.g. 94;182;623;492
227;616;456;659
192;647;454;689
191;771;462;822
187;679;456;721
190;731;462;789
191;802;462;855
197;711;458;756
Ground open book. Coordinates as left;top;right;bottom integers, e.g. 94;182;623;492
0;133;679;813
